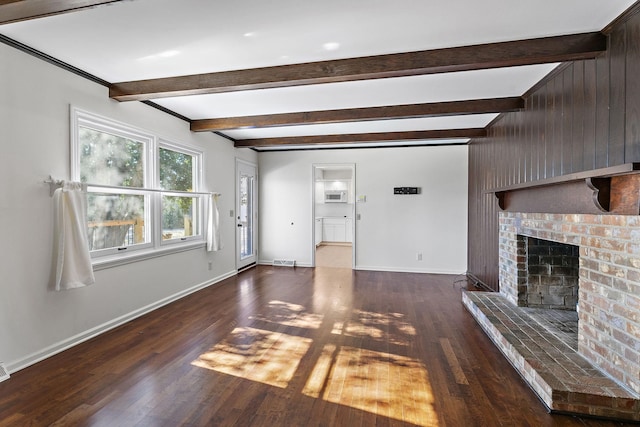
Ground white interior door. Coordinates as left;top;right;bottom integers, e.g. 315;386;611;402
236;160;257;270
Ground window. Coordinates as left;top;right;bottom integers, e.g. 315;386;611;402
71;108;204;261
159;144;201;242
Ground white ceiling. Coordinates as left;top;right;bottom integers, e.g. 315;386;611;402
1;0;637;150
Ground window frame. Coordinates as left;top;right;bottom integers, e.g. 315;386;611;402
71;107;206;267
157;140;204;247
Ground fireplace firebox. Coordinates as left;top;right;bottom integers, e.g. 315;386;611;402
521;237;579;310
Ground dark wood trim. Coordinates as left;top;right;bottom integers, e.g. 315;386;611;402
488;163;640;193
522;63;571;99
493;164;640;213
141;101;191;123
601;0;640;35
495;180;611;213
465;273;494;292
252;140;468;152
190;97;524;132
213;131;237;143
610;174;640;213
0;35;194;125
110;33;607;102
586;177;611;212
0;0;124;25
234;128;486;148
494;175;640;215
0;34;111;86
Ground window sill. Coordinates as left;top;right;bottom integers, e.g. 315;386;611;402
92;241;206;271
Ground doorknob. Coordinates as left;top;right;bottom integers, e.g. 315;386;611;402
237;224;243;227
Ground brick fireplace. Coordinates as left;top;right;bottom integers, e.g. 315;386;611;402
499;212;640;396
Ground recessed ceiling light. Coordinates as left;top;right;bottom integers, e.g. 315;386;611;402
244;32;256;37
137;50;180;61
323;42;340;51
158;50;180;58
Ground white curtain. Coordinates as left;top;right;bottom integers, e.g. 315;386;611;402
207;193;221;252
52;181;95;290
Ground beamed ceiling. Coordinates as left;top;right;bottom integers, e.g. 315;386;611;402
1;0;637;150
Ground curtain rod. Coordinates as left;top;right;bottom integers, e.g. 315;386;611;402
44;176;220;198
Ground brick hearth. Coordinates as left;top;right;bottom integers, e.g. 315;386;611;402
463;291;639;421
465;211;640;421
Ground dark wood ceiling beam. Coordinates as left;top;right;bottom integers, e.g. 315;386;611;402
110;32;606;102
0;0;124;25
234;128;486;148
191;97;523;132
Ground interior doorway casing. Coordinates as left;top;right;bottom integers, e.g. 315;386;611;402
312;163;356;268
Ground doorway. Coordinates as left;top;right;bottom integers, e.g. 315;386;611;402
313;164;355;268
236;159;257;270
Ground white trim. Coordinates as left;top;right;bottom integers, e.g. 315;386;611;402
70;106;208;260
236;159;258;269
158;138;203;193
354;265;466;275
71;106;155;186
258;259;312;268
5;269;237;374
311;163;356;268
92;241;206;271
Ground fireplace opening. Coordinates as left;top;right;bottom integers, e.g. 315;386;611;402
522;237;579;310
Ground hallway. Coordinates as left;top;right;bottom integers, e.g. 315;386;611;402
315;243;352;268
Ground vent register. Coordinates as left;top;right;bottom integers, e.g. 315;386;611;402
0;362;9;382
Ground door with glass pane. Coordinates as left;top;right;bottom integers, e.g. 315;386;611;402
236;160;257;269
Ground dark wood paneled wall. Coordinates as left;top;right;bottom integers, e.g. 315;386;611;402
467;5;640;290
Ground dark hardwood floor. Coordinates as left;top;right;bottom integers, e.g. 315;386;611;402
0;265;633;426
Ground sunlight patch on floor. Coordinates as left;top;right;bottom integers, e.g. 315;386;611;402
193;296;437;425
192;327;311;388
249;300;324;329
334;310;417;346
303;345;438;426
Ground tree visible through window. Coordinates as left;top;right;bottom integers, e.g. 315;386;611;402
72;108;204;259
79;126;147;251
159;147;200;241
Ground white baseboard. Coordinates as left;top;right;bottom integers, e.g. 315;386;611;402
354;265;466;275
258;260;312;268
6;270;237;374
258;259;463;274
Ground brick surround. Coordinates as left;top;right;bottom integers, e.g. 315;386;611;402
499;212;640;395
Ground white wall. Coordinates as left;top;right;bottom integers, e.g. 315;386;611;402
0;43;257;371
258;146;468;273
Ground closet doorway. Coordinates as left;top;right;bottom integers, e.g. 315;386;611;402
313;164;355;269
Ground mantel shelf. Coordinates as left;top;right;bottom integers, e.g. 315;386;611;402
487;163;640;214
488;163;640;194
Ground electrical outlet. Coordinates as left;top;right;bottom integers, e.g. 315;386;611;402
417;252;422;261
208;261;213;270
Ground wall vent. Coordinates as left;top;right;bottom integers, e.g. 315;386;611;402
0;363;9;382
272;259;295;267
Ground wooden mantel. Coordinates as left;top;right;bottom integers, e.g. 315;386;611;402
489;163;640;214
